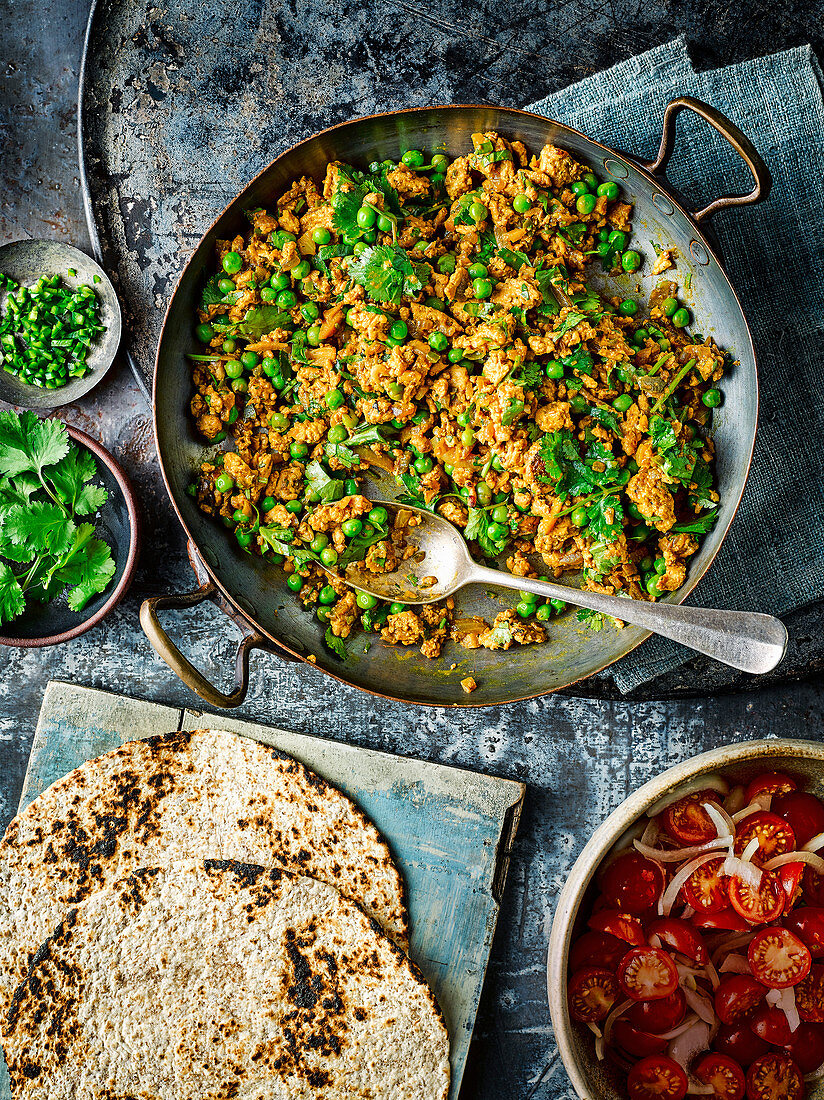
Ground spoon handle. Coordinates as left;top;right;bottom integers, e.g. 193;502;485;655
467;565;787;675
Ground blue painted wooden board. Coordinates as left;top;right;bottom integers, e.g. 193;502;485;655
0;681;524;1099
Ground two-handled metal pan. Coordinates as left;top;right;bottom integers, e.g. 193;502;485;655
142;98;770;707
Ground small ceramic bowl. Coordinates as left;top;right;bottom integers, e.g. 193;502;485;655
0;424;139;646
547;738;824;1100
0;239;121;408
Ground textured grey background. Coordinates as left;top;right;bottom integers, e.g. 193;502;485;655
2;0;824;1095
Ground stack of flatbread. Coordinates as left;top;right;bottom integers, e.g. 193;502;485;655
0;729;450;1099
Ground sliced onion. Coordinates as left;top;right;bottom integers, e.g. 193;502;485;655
660;852;725;917
594;1033;604;1061
703;801;735;838
656;1013;700;1041
668;1020;710;1074
719;953;752;974
635;836;730;864
804;1062;824;1083
741;836;761;862
774;985;801;1033
722;853;762;888
647;776;730;819
765;850;824;874
640;819;660;847
732;804;763;824
754;792;773;811
724;785;746;814
682;904;696;920
711;932;756;967
682;984;717;1026
602;997;633;1046
804;832;824;853
704;958;721;991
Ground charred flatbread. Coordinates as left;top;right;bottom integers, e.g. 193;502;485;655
0;728;407;1020
3;860;449;1100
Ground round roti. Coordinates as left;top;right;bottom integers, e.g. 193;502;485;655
3;860;449;1100
0;728;407;1021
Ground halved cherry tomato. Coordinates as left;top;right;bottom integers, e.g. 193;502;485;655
744;1051;803;1100
647;917;708;963
661;789;722;845
629;989;686;1034
682;856;729;913
601;850;666;915
748;927;811;989
692;908;750;932
803;864;824;906
714;974;766;1025
795;962;824;1022
772;789;824;848
618;947;679;1001
713;1023;770;1067
627;1054;688;1100
777;862;804;910
782;1021;824;1073
567;966;619;1022
613;1018;668;1058
693;1052;746;1100
749;1004;795;1046
734;812;795;869
569;930;629;973
728;870;785;925
783;907;824;957
588;908;646;945
745;772;797;803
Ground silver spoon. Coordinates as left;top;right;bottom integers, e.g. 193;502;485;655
335;501;788;675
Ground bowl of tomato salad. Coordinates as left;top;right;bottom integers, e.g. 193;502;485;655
547;739;824;1100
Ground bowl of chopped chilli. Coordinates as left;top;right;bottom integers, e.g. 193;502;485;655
148;99;769;707
0;240;121;408
547;738;824;1100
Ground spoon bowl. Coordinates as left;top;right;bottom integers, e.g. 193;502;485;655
336;501;788;676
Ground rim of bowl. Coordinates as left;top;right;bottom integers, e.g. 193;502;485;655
546;737;824;1100
0;423;140;647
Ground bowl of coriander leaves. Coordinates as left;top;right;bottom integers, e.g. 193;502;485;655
0;410;139;646
0;239;121;408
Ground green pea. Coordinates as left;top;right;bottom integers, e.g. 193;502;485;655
307;325;322;346
702;388;722;408
344;478;358;495
516;601;534;618
429;331;448;352
626;503;643;522
544;359;563;380
570;394;589;415
287;573;304;592
294;260;311;279
276;289;297;309
436;254;456;275
363;507;385;529
597;241;613;260
402;149;425;168
215;473;233;494
257;496;274;513
653;557;667;576
612;394;633;412
310;534;329;553
342;518;363;537
513;194;531;214
316;607;331;623
473;277;493;299
259;287;277;302
551;599;567;614
621;250;642;273
486;522;506;542
672;307;691;328
597;181;619;201
235;528;252;548
269;412;289;431
312;227;332;245
301;301;319;322
608;230;627;251
271;273;290;291
290;441;308;460
454;410;470;429
320;547;338;567
224;359;243;379
519;589;539;604
633;328;649;346
469;201;488;224
282;500;301;516
468;262;488;279
319;585;337;605
639;556;653;573
475;481;492;507
218;277;235;294
356;590;378;610
327;424;347;444
646;574;661;597
414;455;434;474
570;181;589;196
492;504;509;523
361;523;375;537
536;603;552;621
272;230;297;247
222;251;242;274
194;322;214;344
618;298;638;317
571;506;588;527
325;389;345;411
377;213;393;233
576;193;597;216
662;297;679;318
460;428;475;448
238;351;257;370
388;319;408;342
222;338;237;354
226;407;239;425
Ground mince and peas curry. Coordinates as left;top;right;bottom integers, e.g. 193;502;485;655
187;131;725;667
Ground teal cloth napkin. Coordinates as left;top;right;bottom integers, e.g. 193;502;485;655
528;39;824;693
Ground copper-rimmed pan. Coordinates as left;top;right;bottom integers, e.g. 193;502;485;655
141;98;770;708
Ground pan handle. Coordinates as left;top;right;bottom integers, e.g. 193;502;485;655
643;96;771;223
140;581;268;708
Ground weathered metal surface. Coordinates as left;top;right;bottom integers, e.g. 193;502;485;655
0;681;524;1100
3;0;824;1093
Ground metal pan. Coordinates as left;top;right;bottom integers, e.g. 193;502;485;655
142;98;770;708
